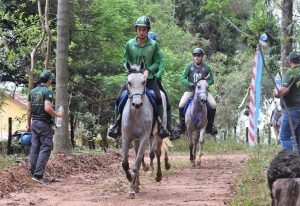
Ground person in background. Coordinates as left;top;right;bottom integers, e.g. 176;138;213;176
27;70;64;184
274;51;300;153
177;48;218;136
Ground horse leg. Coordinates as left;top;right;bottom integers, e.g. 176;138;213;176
155;138;163;182
149;134;157;173
128;138;147;198
141;155;149;172
164;149;171;170
187;129;195;165
196;128;206;166
192;133;199;168
122;138;132;182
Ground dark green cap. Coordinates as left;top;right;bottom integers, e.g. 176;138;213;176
287;51;300;60
40;70;55;81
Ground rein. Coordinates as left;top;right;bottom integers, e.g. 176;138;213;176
126;69;146;99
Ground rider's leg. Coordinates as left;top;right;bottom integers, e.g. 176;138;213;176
108;84;126;138
206;93;218;135
147;79;169;139
157;81;174;136
177;92;193;135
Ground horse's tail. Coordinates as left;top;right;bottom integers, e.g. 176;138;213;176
161;137;173;152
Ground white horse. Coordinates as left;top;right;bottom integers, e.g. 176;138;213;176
121;61;167;198
185;75;209;167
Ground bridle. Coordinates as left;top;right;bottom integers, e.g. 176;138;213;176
126;69;146;99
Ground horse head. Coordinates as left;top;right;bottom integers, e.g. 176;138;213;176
194;73;209;103
125;61;146;109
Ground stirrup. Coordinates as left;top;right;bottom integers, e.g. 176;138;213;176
158;126;169;139
108;124;120;139
210;126;218;135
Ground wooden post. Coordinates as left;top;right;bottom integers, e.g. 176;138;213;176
245;127;249;143
7;117;12;155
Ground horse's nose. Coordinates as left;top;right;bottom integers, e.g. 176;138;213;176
200;98;207;103
132;102;142;109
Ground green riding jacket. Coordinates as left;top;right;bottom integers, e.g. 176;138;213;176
180;62;214;91
124;37;160;80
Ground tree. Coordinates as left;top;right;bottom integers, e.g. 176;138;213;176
280;0;293;74
53;0;72;153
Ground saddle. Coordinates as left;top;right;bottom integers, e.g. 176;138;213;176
117;89;157;114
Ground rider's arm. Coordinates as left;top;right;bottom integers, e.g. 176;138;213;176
180;64;193;87
274;70;292;98
123;41;131;68
155;48;165;80
147;41;160;73
207;64;214;86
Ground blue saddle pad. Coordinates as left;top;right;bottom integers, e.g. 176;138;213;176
145;88;157;114
117;89;157;114
183;97;193;115
118;91;129;113
183;98;212;120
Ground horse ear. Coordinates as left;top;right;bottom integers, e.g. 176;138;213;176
205;73;210;80
125;61;131;72
140;60;145;71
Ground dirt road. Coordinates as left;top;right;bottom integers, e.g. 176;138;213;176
0;151;247;206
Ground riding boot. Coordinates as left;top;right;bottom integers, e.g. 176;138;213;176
108;107;121;139
206;108;218;135
177;107;185;135
157;105;170;139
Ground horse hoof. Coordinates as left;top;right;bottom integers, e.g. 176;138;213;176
156;174;162;182
196;161;201;166
165;163;171;170
126;173;132;182
143;164;149;172
127;192;135;199
135;186;140;193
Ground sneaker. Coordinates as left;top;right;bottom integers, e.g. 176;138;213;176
32;176;49;185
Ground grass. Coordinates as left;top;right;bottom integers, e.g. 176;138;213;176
229;144;280;206
171;135;249;154
0;154;27;170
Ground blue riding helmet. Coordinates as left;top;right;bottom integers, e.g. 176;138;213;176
259;33;268;42
148;32;157;40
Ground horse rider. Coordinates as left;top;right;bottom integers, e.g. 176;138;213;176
273;51;300;153
108;16;169;139
177;47;218;136
147;31;178;139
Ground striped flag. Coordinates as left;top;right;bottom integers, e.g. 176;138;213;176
248;35;265;145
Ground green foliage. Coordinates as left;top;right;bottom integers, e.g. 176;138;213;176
0;154;26;170
0;1;51;84
171;135;249;154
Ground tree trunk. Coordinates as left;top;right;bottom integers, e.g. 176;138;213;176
53;0;72;153
280;0;293;75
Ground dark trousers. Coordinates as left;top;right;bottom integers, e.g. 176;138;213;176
30;120;53;178
157;80;171;111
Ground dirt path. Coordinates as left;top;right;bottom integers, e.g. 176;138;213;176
0;152;247;206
